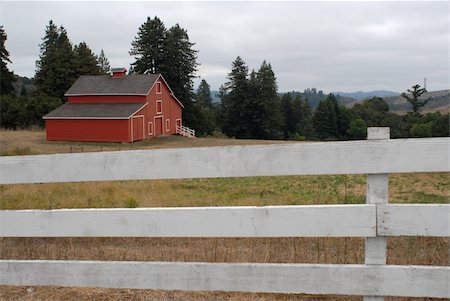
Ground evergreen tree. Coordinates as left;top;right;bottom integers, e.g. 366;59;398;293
196;79;213;108
347;118;367;140
313;94;339;139
351;97;390;127
97;49;110;74
240;70;261;138
281;93;313;140
35;21;77;100
255;61;282;139
0;26;16;95
220;56;248;138
281;93;294;139
298;96;314;138
193;79;216;136
74;42;101;76
130;16;166;74
130;18;198;127
401;84;433;115
162;24;198;126
431;113;449;137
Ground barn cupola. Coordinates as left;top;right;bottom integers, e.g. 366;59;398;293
111;67;127;78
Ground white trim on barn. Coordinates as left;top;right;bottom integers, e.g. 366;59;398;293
156;100;162;114
166;119;170;132
154;116;164;136
148;122;153;136
156;82;162;94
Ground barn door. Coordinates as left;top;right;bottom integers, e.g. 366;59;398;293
132;116;144;141
155;117;163;136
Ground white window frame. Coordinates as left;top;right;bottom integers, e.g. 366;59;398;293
166;119;170;132
156;82;162;94
148;121;153;135
156;100;162;114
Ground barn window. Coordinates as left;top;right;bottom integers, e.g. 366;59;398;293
166;119;170;132
156;100;162;114
156;82;162;94
148;122;153;135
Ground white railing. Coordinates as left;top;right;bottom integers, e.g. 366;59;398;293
176;125;195;138
0;128;449;299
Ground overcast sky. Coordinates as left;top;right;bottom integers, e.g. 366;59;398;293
0;1;448;93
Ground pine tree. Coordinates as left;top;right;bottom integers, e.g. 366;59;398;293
313;94;339;139
401;84;433;115
298;97;314;138
281;93;312;139
255;61;282;139
97;49;110;74
162;24;198;126
130;16;166;74
0;26;16;95
192;79;216;136
35;21;78;100
74;42;101;76
196;79;213;108
130;18;198;127
221;56;248;138
242;70;262;138
281;93;294;139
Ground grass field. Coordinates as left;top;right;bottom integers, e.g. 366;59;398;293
0;129;448;300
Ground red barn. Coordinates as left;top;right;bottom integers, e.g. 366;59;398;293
43;68;188;143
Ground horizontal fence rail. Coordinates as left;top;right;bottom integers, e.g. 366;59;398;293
0;137;448;184
377;204;450;237
0;205;376;238
0;261;448;298
1;133;449;299
2;204;449;238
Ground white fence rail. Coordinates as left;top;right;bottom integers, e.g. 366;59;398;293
0;128;449;299
176;125;195;138
0;137;447;185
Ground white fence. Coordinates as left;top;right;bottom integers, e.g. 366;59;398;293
176;124;195;138
0;128;449;299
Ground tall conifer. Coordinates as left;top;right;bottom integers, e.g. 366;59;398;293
130;17;198;127
221;56;248;138
35;21;77;100
0;26;15;95
74;42;101;76
97;49;110;74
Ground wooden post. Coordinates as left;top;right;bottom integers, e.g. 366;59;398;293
364;127;389;301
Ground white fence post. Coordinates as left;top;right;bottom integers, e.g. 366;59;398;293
364;127;390;301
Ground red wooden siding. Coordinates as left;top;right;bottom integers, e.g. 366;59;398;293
146;79;182;136
46;119;130;143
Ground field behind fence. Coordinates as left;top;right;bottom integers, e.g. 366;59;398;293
0;128;449;300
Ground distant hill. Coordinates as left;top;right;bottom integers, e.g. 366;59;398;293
332;90;399;100
206;88;449;114
384;89;449;113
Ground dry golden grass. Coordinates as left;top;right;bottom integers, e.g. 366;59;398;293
0;130;448;300
0;129;288;156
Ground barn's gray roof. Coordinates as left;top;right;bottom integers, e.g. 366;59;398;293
43;103;146;119
65;74;160;96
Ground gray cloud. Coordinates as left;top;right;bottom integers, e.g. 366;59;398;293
0;1;448;93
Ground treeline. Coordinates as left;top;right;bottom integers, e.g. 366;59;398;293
192;57;449;139
1;19;448;139
0;22;110;129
